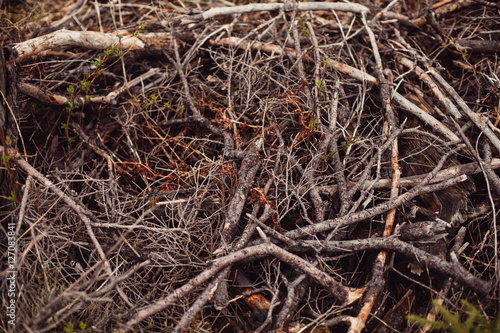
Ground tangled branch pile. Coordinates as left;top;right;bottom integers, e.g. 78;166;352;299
1;0;499;332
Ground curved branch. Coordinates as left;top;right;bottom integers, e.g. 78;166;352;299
122;243;363;332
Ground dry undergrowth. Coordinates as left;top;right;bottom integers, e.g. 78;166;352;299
0;0;499;332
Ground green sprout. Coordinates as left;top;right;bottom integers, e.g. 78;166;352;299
322;150;337;161
81;79;90;93
134;24;144;37
296;18;307;26
316;79;325;92
8;190;17;202
91;56;103;66
449;39;469;61
63;321;74;333
2;153;10;165
342;134;357;149
308;119;317;131
65;99;77;114
296;18;309;36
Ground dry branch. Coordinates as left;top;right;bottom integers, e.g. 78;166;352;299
284;175;467;240
123;243;363;332
13;30;145;57
318;158;500;195
292;237;490;296
175;2;370;25
398;56;462;119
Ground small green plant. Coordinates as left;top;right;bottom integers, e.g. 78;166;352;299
66;85;77;114
342;134;357;149
141;94;161;109
296;18;307;26
134;23;144;36
63;321;74;333
308;119;317;131
296;18;309;36
322;150;337;161
316;79;325;92
2;153;10;165
91;56;104;69
408;299;500;333
8;190;17;202
449;39;469;61
79;321;88;333
80;79;90;93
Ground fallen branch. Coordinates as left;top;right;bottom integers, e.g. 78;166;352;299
317;158;500;195
291;237;490;296
175;2;370;25
284;175;467;240
13;30;145;57
121;242;364;332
